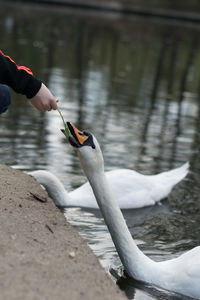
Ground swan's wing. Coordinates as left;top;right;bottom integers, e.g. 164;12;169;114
105;169;156;209
69;169;158;209
160;247;200;298
69;169;147;209
116;191;155;209
149;162;189;202
69;165;187;209
106;164;189;208
183;248;200;297
181;246;200;278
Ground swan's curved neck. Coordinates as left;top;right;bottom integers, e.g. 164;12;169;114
84;168;155;281
34;171;72;207
46;181;71;206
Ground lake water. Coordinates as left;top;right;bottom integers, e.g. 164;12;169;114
0;3;200;299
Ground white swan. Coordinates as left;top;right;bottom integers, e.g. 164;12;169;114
30;127;189;209
66;121;200;299
30;165;188;209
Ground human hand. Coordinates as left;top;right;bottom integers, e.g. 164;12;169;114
29;83;58;111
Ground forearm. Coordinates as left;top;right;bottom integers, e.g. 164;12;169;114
0;50;41;98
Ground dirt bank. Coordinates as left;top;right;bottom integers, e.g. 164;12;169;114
0;164;126;300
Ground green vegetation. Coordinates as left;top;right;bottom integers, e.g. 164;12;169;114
57;108;69;138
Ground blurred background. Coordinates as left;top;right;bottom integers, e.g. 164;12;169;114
0;1;200;299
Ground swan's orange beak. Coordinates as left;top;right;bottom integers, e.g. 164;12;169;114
68;122;88;145
66;122;95;149
64;122;90;148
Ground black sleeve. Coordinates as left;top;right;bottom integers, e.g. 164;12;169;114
0;50;42;99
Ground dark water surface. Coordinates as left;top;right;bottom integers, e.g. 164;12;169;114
0;3;200;299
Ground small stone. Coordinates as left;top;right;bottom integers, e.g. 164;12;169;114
69;251;76;258
11;234;17;240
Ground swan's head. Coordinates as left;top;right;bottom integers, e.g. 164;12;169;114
62;122;104;175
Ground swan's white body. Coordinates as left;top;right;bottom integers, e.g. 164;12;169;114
30;163;189;209
71;129;199;299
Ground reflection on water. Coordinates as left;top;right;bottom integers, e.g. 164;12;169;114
63;203;171;270
116;275;194;300
0;3;200;300
63;207;117;270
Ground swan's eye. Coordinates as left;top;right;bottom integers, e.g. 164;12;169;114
83;131;90;136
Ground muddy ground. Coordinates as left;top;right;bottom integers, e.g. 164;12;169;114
0;164;126;300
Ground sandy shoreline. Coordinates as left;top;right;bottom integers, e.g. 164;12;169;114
0;164;126;300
